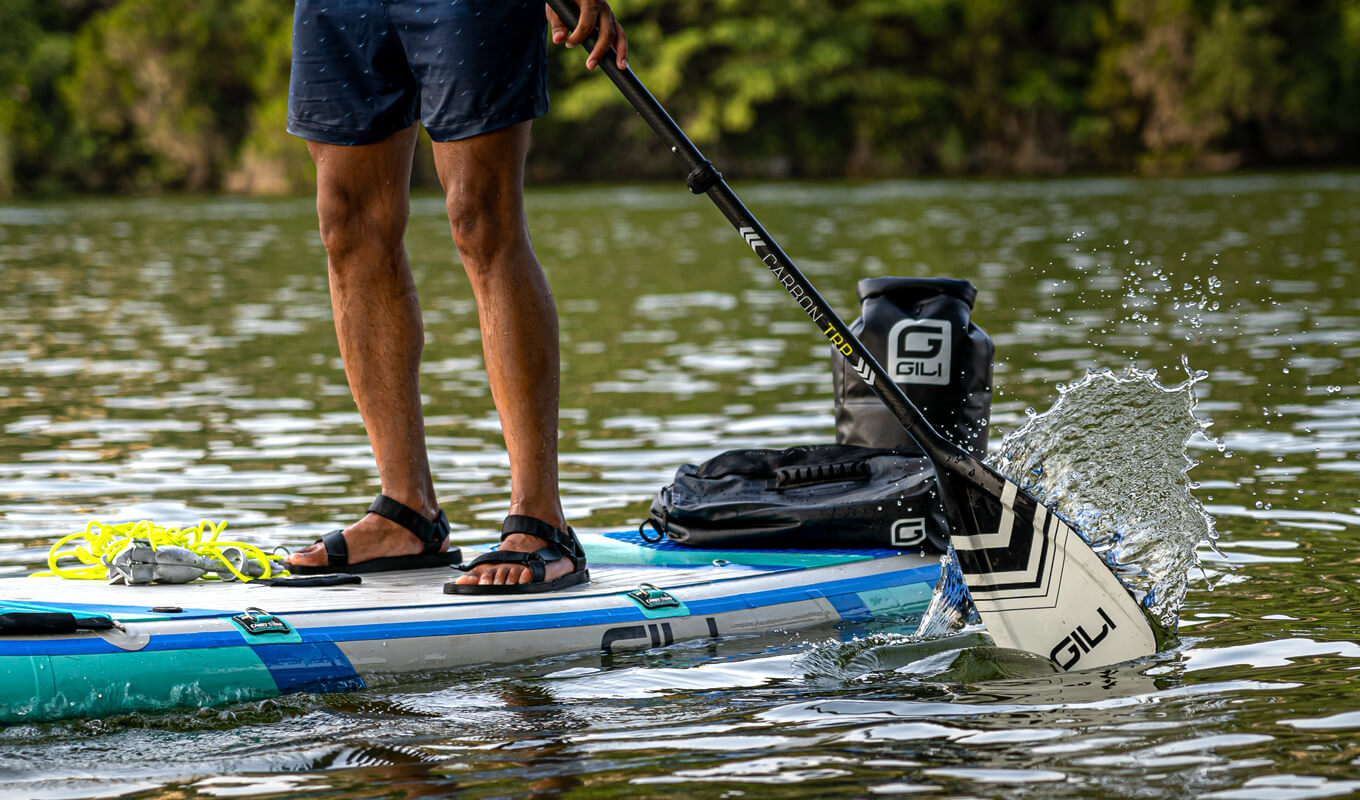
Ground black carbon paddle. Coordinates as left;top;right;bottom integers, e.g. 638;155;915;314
546;0;1161;670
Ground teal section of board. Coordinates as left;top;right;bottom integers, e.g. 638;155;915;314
635;603;689;619
2;647;282;723
580;533;874;568
0;655;56;721
2;600;110;616
858;584;935;617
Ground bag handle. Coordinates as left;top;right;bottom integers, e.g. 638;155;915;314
771;461;871;490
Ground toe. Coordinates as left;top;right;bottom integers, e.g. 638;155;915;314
286;542;325;567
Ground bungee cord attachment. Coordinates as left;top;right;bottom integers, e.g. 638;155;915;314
33;519;288;584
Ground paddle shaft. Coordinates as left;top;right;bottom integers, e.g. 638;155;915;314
545;0;970;482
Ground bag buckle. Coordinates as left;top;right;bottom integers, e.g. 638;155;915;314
626;584;680;610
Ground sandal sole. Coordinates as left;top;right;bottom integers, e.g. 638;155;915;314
287;548;463;576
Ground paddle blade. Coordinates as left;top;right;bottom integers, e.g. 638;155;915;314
945;471;1160;671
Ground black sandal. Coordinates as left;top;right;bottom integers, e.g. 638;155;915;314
288;495;462;575
443;515;589;595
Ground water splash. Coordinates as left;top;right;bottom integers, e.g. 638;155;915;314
913;553;980;639
796;630;998;682
989;363;1219;630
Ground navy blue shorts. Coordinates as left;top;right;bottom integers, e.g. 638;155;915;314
287;0;549;145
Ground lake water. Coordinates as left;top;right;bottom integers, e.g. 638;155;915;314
0;174;1357;798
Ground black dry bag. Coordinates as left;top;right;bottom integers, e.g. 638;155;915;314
832;277;994;456
645;444;949;553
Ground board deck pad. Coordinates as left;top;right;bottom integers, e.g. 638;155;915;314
0;531;940;723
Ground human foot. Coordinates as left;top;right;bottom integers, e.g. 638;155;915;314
286;495;460;574
446;515;589;593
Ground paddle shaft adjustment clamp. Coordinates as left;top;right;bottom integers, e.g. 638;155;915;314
685;160;722;194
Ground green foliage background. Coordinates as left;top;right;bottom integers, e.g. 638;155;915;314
2;0;1358;196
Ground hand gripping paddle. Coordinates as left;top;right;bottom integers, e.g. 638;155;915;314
547;0;1161;670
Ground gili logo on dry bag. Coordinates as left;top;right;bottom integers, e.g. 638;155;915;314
891;517;928;547
888;319;951;386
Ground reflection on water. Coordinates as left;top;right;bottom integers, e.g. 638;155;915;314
1;174;1358;797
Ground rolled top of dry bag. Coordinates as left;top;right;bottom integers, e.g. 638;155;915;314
860;276;978;308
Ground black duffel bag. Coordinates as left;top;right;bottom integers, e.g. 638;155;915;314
645;444;948;553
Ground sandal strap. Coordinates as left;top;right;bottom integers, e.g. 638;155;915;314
320;529;348;566
501;515;585;565
369;495;449;555
461;548;547;583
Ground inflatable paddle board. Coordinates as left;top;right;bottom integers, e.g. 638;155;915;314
0;531;939;723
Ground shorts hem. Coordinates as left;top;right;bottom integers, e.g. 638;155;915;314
423;98;550;143
286;116;417;146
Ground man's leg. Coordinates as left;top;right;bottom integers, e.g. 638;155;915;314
288;125;450;569
438;122;574;587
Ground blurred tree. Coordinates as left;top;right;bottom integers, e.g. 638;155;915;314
0;0;1356;195
62;0;295;191
0;0;116;196
224;0;312;194
0;0;41;195
1091;0;1360;171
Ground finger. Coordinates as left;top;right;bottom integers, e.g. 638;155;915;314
545;6;567;45
586;9;614;69
567;1;599;48
614;20;628;70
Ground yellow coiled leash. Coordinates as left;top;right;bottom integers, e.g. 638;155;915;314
34;519;289;582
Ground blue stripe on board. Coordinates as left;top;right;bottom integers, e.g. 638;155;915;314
0;629;250;656
300;605;645;643
252;640;365;694
826;592;873;621
3;563;939;656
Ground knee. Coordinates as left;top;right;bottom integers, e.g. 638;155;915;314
446;184;524;279
315;185;407;267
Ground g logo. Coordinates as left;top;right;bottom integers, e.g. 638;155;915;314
887;319;951;386
891;518;927;547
